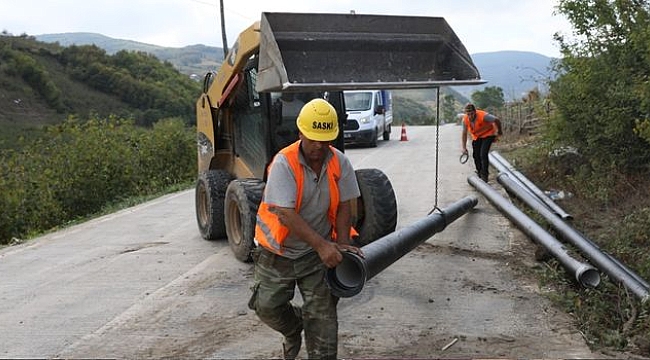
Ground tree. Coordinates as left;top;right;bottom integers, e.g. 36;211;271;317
470;86;504;111
550;0;650;171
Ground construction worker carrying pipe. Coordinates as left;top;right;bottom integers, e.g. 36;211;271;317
248;98;363;359
461;103;503;182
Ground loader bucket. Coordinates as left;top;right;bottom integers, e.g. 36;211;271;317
257;12;485;92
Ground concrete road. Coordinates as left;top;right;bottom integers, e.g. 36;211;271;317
0;125;601;358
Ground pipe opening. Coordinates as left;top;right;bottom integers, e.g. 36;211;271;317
577;266;601;288
325;252;366;298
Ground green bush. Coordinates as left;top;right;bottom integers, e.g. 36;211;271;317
550;0;650;172
0;115;196;244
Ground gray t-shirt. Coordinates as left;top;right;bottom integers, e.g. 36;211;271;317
262;146;360;259
483;113;497;122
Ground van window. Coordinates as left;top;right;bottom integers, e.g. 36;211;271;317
344;92;372;111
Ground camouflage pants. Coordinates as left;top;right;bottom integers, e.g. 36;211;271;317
249;247;339;359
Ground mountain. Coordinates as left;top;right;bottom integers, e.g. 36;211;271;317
36;33;223;77
457;51;555;101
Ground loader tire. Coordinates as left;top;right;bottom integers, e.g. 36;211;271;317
195;169;234;240
353;168;397;246
225;178;265;262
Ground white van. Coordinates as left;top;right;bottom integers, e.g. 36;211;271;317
343;90;393;147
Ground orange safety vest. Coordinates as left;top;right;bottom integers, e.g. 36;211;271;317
255;141;358;254
464;110;496;140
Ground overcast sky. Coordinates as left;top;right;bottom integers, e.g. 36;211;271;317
1;0;572;58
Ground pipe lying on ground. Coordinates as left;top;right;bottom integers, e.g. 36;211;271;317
491;152;649;292
468;175;600;289
496;173;649;302
489;151;573;220
326;195;478;298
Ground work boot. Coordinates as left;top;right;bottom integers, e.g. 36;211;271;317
282;306;303;359
479;173;488;182
282;333;302;360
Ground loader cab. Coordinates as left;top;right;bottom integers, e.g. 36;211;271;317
227;56;347;181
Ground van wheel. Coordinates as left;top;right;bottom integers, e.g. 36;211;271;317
225;179;265;262
196;170;234;240
369;129;378;147
383;124;391;141
353;168;397;246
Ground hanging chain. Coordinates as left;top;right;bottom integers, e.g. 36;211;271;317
428;87;442;215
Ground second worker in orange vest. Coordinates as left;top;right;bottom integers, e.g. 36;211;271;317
461;103;503;182
248;98;362;360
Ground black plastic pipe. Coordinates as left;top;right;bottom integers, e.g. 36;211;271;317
489;151;573;220
468;175;601;289
496;173;649;302
490;152;648;291
326;195;478;298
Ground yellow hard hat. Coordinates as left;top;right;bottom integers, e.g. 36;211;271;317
296;98;339;141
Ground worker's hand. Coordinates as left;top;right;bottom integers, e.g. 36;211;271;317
459;149;469;164
337;244;365;258
315;241;343;268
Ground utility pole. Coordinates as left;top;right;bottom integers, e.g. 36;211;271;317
220;0;228;59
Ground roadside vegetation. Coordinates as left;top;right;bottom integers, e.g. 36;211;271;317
0;116;196;245
482;1;650;356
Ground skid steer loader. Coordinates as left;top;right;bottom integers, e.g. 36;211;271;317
195;12;483;262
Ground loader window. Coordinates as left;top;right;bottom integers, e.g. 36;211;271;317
376;92;383;107
269;92;324;154
269;92;304;151
249;68;260;108
232;58;267;178
234;66;260;109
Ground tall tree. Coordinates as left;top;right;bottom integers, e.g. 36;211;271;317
470;86;504;111
550;0;650;170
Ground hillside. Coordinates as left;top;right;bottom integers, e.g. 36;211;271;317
36;33;222;77
0;34;201;148
454;51;554;101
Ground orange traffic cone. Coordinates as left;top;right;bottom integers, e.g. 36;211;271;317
400;122;408;141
